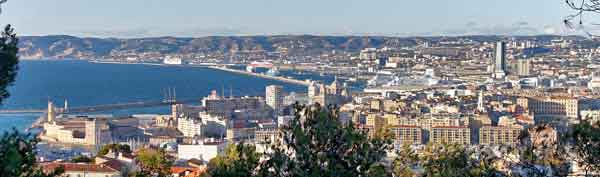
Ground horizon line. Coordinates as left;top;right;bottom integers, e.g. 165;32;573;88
18;33;587;40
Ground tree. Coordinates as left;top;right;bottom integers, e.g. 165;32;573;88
392;143;418;177
135;148;173;177
98;143;132;156
565;0;600;36
258;103;393;177
420;143;471;177
204;143;260;177
71;155;94;163
0;0;19;104
468;146;504;177
0;128;63;177
569;120;600;176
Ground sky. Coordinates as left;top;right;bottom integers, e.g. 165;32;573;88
0;0;587;38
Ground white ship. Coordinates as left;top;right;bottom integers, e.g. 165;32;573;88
249;61;273;68
163;56;183;65
246;65;255;72
367;69;439;87
266;67;280;76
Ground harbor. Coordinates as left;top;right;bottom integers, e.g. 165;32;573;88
207;66;311;86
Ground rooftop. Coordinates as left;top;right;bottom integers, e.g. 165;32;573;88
41;162;118;173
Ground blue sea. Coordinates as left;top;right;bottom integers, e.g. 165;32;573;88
0;60;321;132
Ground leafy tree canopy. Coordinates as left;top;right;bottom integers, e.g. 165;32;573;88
258;103;393;177
0;128;63;177
205;143;260;177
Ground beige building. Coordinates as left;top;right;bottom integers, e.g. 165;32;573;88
516;58;531;76
254;128;279;143
397;114;470;131
365;113;387;130
384;113;399;126
307;79;351;106
226;126;256;142
266;85;284;112
389;125;422;145
42;116;110;146
177;117;203;138
479;125;523;145
517;96;579;120
202;90;266;118
155;115;176;127
430;126;471;145
370;99;383;111
383;100;401;112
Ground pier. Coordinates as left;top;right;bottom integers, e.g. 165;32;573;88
208;66;311;86
0;98;199;115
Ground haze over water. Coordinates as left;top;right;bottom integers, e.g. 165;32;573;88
0;60;310;132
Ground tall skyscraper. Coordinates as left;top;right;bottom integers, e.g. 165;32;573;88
266;85;283;112
493;41;507;79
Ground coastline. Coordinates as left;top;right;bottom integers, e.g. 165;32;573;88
88;60;311;86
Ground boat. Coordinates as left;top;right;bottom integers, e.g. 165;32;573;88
266;67;280;76
249;61;273;68
246;65;255;72
163;56;183;65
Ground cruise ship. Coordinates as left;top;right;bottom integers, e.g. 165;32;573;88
163;56;183;65
367;69;440;87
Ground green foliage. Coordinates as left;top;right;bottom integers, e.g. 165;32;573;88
135;148;172;177
569;120;600;176
98;143;132;156
0;128;63;177
205;143;260;177
421;143;470;177
0;24;19;104
71;155;94;163
392;144;418;177
468;147;503;177
258;103;393;177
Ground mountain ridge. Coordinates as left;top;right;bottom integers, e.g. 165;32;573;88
17;34;578;60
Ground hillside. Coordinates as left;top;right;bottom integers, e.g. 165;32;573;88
18;35;577;60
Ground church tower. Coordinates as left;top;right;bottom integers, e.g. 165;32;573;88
477;90;485;113
47;100;55;123
85;118;100;145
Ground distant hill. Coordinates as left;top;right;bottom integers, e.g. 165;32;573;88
17;35;574;59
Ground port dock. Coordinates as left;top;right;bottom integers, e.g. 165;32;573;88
208;66;310;86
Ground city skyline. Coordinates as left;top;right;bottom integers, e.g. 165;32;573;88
0;0;587;38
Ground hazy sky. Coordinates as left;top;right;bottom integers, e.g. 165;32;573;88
0;0;585;38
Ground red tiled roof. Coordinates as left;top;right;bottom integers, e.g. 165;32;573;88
515;115;533;121
99;159;124;171
171;166;206;177
171;166;196;174
42;162;118;173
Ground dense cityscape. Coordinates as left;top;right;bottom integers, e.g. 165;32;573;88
10;35;595;176
2;0;600;177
